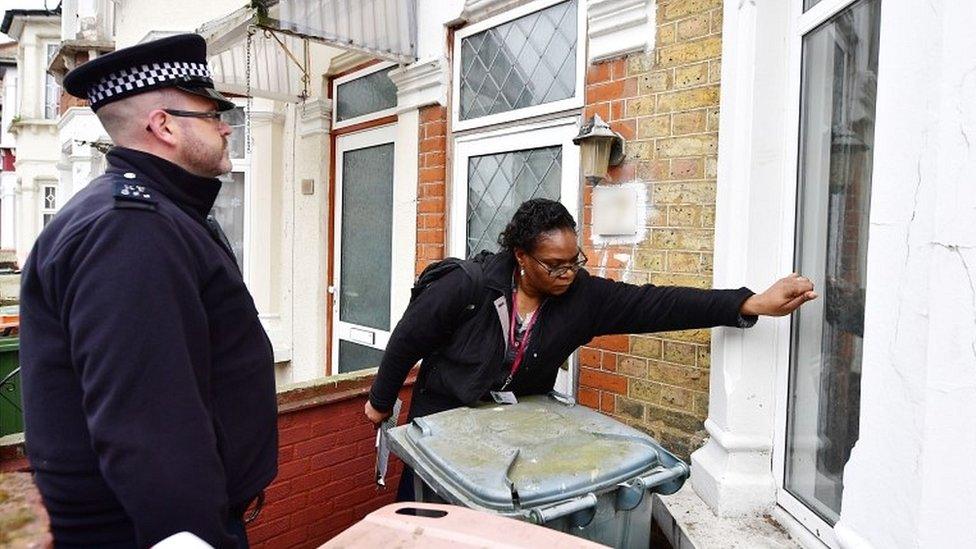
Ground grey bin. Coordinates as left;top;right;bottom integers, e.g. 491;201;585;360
387;394;690;548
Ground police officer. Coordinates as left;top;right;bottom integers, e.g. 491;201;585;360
19;34;277;548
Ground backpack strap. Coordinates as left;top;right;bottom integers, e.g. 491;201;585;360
454;259;486;321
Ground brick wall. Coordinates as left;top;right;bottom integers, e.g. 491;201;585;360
58;52;92;115
248;377;414;548
416;105;448;276
0;375;415;548
577;0;724;461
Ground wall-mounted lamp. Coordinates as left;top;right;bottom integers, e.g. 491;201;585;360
573;114;625;185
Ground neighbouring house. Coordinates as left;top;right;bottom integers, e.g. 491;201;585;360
0;8;61;268
1;0;974;547
0;40;18;257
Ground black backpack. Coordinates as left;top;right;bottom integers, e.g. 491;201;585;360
411;250;491;320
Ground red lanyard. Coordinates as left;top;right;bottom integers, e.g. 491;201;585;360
504;287;540;388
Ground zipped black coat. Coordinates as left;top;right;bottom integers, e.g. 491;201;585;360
19;148;277;548
369;250;756;418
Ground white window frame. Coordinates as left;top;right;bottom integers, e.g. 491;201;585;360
331;61;398;131
40;183;57;227
770;0;875;546
450;115;581;258
451;0;586;133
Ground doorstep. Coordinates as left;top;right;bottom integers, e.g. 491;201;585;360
652;485;801;548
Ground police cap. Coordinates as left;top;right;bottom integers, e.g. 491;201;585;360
63;33;235;112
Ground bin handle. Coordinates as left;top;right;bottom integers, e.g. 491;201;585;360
528;493;598;525
634;462;690;492
615;462;690;511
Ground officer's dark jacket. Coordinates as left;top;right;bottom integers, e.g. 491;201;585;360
20;147;278;548
369;250;756;418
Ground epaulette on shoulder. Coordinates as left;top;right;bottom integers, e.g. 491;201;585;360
112;175;157;211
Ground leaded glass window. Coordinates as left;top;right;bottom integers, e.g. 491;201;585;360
458;0;578;121
466;146;562;256
41;185;57;227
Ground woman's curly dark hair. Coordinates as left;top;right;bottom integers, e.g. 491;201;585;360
498;198;577;252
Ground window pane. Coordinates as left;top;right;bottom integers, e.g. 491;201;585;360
224;107;246;160
213;172;246;267
43;187;56;209
467;146;562;257
335;68;397;122
786;0;881;525
338;340;385;374
45;45;60;119
340;143;394;330
459;0;577;121
804;0;823;9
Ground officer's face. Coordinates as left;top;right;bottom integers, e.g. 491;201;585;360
173;94;233;178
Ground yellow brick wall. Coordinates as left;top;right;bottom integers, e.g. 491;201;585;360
578;0;723;460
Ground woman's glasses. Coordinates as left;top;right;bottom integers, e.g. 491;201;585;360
528;248;588;278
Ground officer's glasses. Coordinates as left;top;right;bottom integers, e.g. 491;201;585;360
528;248;588;278
163;109;228;123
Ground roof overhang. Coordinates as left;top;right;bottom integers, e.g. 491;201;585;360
1;8;61;41
198;0;417;103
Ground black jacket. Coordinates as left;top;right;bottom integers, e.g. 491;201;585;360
369;251;756;418
19;148;278;548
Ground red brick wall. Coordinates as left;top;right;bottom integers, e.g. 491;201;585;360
249;377;414;548
416;105;448;276
0;375;415;548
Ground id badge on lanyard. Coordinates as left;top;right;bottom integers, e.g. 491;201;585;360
500;288;539;391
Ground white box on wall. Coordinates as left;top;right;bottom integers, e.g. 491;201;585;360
593;184;640;237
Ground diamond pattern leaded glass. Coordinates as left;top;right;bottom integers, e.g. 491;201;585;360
459;0;577;121
467;146;562;257
43;187;57;209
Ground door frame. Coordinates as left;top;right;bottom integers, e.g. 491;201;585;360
331;124;399;374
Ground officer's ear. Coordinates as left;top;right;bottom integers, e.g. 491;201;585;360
145;109;178;146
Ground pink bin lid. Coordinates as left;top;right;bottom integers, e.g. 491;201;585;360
321;502;608;548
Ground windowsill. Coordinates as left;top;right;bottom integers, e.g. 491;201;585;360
652;485;802;548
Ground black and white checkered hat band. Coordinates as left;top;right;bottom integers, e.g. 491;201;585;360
87;61;213;106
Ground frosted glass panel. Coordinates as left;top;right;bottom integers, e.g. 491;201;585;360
213;171;246;267
338;340;386;373
336;68;397;122
340;143;394;330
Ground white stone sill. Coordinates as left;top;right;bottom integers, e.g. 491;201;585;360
653;486;803;549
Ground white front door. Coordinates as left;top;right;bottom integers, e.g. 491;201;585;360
332;125;397;374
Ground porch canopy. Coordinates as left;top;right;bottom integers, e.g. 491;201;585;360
198;0;417;102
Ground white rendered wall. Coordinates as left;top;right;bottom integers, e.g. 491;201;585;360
112;0;241;48
57;107;108;200
833;1;976;547
699;1;976;547
415;0;464;60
